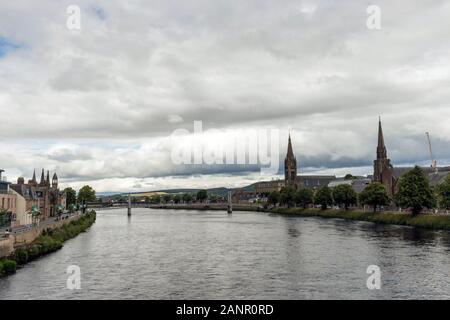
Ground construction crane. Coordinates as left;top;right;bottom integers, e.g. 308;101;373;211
425;132;438;174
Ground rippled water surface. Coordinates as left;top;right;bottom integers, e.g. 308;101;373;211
1;208;449;299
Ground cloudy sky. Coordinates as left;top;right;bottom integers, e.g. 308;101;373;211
1;0;450;192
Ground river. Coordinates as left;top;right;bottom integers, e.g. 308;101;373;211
0;208;449;299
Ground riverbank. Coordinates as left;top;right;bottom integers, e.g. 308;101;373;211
0;211;96;277
150;204;450;231
271;208;450;231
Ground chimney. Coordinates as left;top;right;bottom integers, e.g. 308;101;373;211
0;169;4;181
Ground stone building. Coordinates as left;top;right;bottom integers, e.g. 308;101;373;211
10;169;66;220
0;169;17;227
253;180;285;194
283;135;336;190
372;119;450;194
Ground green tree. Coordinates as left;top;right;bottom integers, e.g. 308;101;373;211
0;209;10;228
332;184;357;210
437;174;450;209
359;182;390;213
172;194;181;204
196;190;208;203
163;194;172;203
182;193;193;203
279;187;296;207
209;194;219;203
395;166;436;215
344;174;357;180
77;185;96;203
314;186;333;210
294;188;314;208
63;187;77;209
268;191;280;206
150;194;161;204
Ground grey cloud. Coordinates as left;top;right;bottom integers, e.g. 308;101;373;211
0;0;450;191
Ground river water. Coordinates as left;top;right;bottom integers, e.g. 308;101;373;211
0;208;449;299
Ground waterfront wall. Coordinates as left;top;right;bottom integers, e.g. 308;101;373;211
0;213;82;258
0;237;14;258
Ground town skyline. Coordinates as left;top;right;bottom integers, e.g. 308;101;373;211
2;118;449;193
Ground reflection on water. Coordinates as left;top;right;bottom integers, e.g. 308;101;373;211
0;208;449;300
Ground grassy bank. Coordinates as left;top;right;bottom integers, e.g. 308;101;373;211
0;211;96;277
151;204;450;231
270;208;450;231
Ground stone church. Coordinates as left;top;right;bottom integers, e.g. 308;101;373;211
372;119;450;195
284;134;336;190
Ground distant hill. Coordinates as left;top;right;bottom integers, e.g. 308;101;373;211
99;187;237;198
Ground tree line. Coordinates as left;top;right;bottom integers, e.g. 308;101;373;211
144;189;219;205
268;166;450;215
63;185;96;211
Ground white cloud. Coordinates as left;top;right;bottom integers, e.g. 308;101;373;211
0;0;450;191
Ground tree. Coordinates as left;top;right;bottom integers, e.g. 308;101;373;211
172;194;181;204
437;174;450;209
182;193;193;203
196;190;208;203
63;187;77;209
150;194;161;204
279;187;296;207
314;186;333;210
294;188;314;208
0;209;10;228
209;194;219;203
359;182;390;213
332;184;357;210
163;194;172;203
268;191;280;206
395;166;436;215
77;185;96;203
344;174;357;180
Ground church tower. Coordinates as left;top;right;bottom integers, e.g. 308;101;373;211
284;134;298;189
373;118;395;195
39;169;46;186
28;169;37;186
52;173;58;189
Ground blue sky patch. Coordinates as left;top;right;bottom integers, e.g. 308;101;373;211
91;6;106;20
0;37;21;58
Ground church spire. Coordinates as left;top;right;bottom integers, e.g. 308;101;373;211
46;170;50;186
32;169;36;182
284;133;298;188
377;117;387;159
287;133;295;160
40;169;45;185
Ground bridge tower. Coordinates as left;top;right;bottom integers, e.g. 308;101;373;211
227;191;232;214
127;193;131;216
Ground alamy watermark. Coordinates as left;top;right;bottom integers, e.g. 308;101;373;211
66;265;81;290
366;5;381;30
66;5;81;30
170;121;281;175
366;265;381;290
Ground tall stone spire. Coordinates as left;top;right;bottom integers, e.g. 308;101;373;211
284;133;298;188
373;117;395;195
377;117;387;159
287;134;295;160
40;169;45;185
31;169;36;182
46;170;50;186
